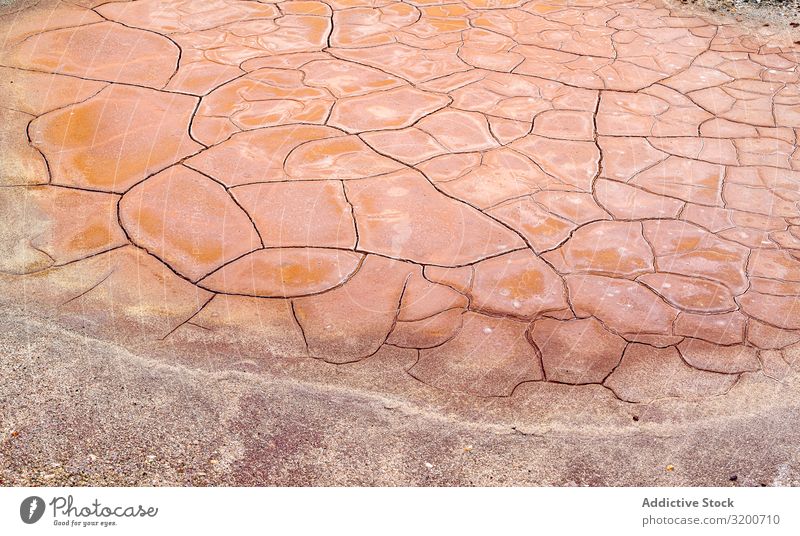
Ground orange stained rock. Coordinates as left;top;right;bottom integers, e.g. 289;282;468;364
529;317;627;385
415;153;483;183
3;22;179;88
5;0;800;401
119;165;262;282
738;291;800;330
597;89;711;137
531;110;595;141
345;170;525;265
598;136;668;182
19;186;127;265
416;109;499;152
488;117;531;144
301;59;404;98
749;278;800;296
359;127;448;165
410;312;543;397
397;271;468;322
199;248;363;297
30;85;201;193
186;294;309;357
257;15;331;55
0;67;107;117
530;191;610;225
194;68;334;136
748;320;800;350
680;203;737;233
96;0;282;34
434;148;558;209
330;43;470;83
631;156;725;205
292;255;415;363
643;220;750;293
1;108;48;187
638;273;736;314
423;265;473;295
330;5;420;47
186;125;342;185
387;308;465;349
284;135;404;179
674;311;746;346
594;179;684;220
165;60;244;96
648;137;739;165
487;196;576;253
52;247;212;343
470;250;569;318
748;249;800;282
678;338;761;374
723;182;798;219
233;181;357;248
0;4;103;45
605;344;738;403
448;71;598;123
328;86;449;133
511;136;600;190
567;274;679;337
543;221;655;279
281;1;332;16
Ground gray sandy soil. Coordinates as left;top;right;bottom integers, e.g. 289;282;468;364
2;304;799;486
677;0;800;32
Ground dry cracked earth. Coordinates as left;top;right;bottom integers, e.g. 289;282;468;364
1;0;800;486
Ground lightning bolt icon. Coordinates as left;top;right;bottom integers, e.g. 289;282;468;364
28;498;38;520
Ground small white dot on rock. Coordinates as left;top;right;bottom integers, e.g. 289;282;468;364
483;327;493;334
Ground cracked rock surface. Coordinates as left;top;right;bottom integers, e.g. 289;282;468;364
2;0;800;485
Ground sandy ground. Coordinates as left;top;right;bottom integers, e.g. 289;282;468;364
2;302;799;486
682;0;800;30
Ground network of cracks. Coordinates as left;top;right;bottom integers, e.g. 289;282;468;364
1;0;800;404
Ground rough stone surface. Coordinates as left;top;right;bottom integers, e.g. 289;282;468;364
605;344;738;403
30;85;201;192
3;0;800;486
410;312;543;397
529;318;626;385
